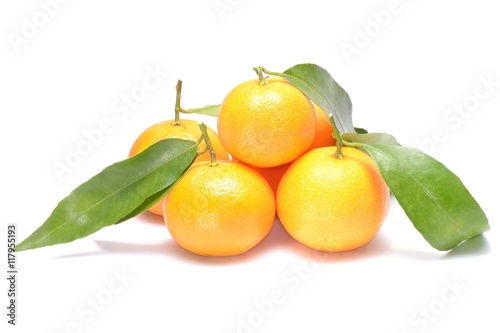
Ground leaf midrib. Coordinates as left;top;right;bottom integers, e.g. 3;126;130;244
33;143;196;244
282;74;348;133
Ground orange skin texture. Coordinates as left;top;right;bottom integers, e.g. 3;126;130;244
308;104;337;150
277;146;390;252
129;119;229;216
234;158;291;197
164;161;276;256
217;77;317;168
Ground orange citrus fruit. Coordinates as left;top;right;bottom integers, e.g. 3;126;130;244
309;103;336;150
217;77;317;168
236;160;291;197
129;119;229;216
164;161;276;256
276;146;390;252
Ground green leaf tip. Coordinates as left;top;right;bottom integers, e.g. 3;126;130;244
363;144;489;251
16;138;198;252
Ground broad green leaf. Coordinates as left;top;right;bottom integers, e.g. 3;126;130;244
362;144;489;251
182;104;220;117
16;139;198;251
280;63;354;134
343;132;400;146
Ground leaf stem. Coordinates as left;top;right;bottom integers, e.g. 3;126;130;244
328;114;345;159
175;79;203;118
258;66;286;78
198;123;218;166
342;141;364;148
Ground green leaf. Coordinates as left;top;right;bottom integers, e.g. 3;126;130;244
354;127;368;134
115;185;173;224
343;132;400;146
182;104;220;117
362;144;489;251
280;63;354;134
16;138;198;251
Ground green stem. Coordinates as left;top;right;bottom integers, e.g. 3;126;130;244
174;80;183;125
176;79;203;116
253;67;267;85
328;114;344;159
198;122;218;166
342;141;363;148
258;66;286;78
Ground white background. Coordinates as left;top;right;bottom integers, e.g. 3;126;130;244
1;0;499;332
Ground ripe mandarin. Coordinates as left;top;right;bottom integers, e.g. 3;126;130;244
308;103;336;150
164;161;276;256
277;146;390;252
217;77;316;168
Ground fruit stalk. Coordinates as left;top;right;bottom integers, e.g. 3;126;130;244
198;123;218;166
328;114;345;159
258;66;284;78
174;80;183;125
253;67;267;85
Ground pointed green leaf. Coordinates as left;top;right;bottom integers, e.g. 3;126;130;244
16;138;198;251
116;175;184;224
280;63;354;134
343;132;400;146
183;104;220;117
115;188;170;224
362;144;489;251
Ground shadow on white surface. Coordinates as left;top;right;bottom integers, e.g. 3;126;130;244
281;228;394;263
442;234;490;259
50;218;396;264
50;214;491;264
387;233;491;261
95;219;298;265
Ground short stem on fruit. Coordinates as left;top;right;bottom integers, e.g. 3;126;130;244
259;66;286;78
174;80;183;125
198;122;218;166
253;67;268;85
329;114;344;159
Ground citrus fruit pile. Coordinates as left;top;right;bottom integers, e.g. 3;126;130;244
129;71;390;256
16;63;488;256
